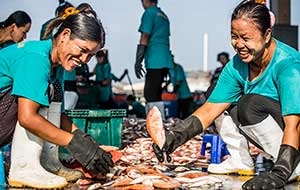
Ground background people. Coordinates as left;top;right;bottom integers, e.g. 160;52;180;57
205;51;230;98
40;0;73;40
76;63;93;84
0;4;113;188
0;10;31;49
152;1;300;189
93;49;116;109
126;94;146;118
134;0;173;104
93;49;128;109
169;55;194;119
63;69;78;110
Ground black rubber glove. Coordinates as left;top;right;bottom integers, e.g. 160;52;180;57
124;69;128;75
134;44;146;79
153;115;203;162
118;69;128;82
242;144;300;190
66;129;114;174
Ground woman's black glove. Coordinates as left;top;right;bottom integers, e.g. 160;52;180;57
153;115;203;162
242;144;300;190
134;44;146;79
66;129;114;174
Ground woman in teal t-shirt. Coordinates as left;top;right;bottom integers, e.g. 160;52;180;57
171;62;193;119
93;49;115;108
152;2;300;189
0;4;113;188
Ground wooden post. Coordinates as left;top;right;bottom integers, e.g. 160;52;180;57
270;0;290;25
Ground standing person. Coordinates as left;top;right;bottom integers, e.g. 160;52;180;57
205;52;230;98
134;0;173;103
0;4;113;188
93;49;116;109
152;1;300;189
0;10;31;49
169;55;194;119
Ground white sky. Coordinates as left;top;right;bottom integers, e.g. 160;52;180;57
1;0;299;82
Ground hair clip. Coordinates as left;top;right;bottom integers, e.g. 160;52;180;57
61;7;79;20
255;0;266;5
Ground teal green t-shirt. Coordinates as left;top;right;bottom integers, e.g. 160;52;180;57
171;63;192;99
138;6;172;69
64;69;76;81
40;18;54;40
0;39;54;106
0;41;15;50
95;62;113;102
208;39;300;116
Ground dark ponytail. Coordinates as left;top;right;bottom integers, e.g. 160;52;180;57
1;10;31;29
42;3;105;47
232;0;271;35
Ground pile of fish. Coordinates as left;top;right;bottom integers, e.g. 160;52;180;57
72;136;225;190
68;106;230;189
2;105;265;189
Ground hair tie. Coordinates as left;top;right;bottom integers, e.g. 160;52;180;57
61;7;79;20
255;0;266;5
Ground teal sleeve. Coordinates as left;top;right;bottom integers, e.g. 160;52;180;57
111;73;119;81
103;63;112;79
64;69;76;81
207;62;243;103
168;66;176;85
139;10;153;34
176;65;185;83
277;60;300;115
12;54;50;106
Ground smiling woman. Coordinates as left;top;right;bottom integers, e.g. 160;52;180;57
152;1;300;190
0;3;115;189
42;3;105;71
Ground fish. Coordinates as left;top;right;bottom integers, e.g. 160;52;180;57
146;106;166;149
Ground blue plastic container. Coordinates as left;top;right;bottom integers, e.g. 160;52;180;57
200;134;229;164
163;100;178;118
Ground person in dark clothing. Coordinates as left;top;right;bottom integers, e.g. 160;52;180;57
126;95;146;118
134;0;173;103
169;55;194;119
